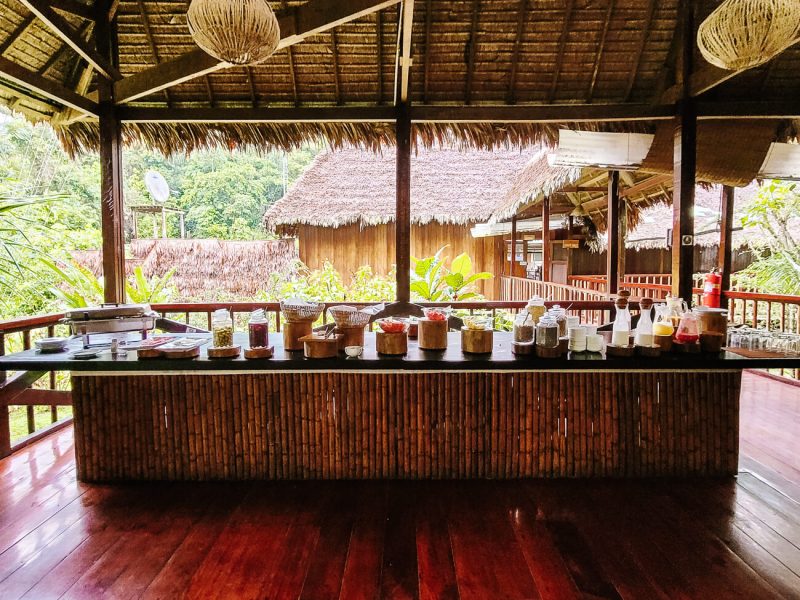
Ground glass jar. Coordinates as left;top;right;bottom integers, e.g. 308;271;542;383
551;305;568;337
536;317;559;348
526;296;546;324
248;309;269;348
513;313;534;343
211;308;234;348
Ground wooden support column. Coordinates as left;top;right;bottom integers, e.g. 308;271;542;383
541;196;551;282
510;215;517;276
671;0;697;304
606;170;621;296
718;185;735;308
96;1;126;303
395;103;411;303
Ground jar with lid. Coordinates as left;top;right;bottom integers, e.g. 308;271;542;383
248;309;269;348
211;308;234;348
611;298;631;347
526;296;546;324
536;316;559;349
551;305;568;337
513;313;534;343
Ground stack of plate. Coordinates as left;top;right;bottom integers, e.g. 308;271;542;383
568;326;586;352
35;337;69;353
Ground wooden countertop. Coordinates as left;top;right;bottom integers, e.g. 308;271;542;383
1;332;798;372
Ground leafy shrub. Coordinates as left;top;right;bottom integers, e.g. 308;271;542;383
410;246;491;301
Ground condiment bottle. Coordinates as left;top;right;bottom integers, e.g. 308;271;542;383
248;309;269;348
526;296;546;323
513;313;534;343
634;298;654;346
611;298;631;347
211;308;234;348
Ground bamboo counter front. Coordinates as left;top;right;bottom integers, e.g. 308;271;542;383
3;332;797;482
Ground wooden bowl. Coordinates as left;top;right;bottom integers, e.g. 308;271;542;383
512;341;535;356
244;346;274;359
535;344;563;359
418;318;447;350
461;328;493;354
606;344;635;358
208;345;242;359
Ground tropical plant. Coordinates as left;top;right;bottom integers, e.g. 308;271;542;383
41;259;104;308
736;180;800;295
126;265;177;303
410;246;492;301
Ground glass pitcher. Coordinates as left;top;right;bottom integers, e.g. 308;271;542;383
675;311;700;344
665;296;688;334
653;304;674;337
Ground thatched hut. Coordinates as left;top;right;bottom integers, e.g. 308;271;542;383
264;147;536;298
73;238;297;300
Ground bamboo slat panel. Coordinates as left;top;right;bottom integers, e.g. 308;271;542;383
71;370;741;482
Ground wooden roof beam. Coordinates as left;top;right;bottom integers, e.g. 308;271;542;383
587;0;614;102
624;0;655;101
119;105;397;123
115;0;402;105
18;0;121;80
281;0;298;107
422;0;432;103
394;0;414;103
52;0;95;20
414;103;674;122
506;0;527;104
331;30;341;105
0;15;35;56
136;0;169;105
548;0;575;103
464;0;480;105
377;9;384;104
38;21;92;75
0;55;98;115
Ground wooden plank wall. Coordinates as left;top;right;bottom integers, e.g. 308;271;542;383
71;370;741;482
297;222;504;298
570;245;755;276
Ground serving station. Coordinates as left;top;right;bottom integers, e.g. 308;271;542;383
2;324;797;483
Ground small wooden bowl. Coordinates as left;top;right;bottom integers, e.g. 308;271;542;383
636;344;661;358
673;340;700;354
208;345;242;359
418;318;448;350
655;334;673;352
606;344;635;358
512;341;535;356
376;331;408;355
535;345;563;358
244;346;274;359
461;328;493;354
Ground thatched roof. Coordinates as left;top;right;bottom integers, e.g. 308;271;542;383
264;146;535;231
1;0;798;159
72;238;297;299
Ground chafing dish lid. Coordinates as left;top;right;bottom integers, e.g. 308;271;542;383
64;303;154;321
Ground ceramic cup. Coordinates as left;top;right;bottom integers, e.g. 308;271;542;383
344;345;364;357
587;334;604;353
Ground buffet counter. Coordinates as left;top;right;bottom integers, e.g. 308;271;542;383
2;332;797;482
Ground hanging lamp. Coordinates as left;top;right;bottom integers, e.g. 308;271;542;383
187;0;281;65
697;0;800;70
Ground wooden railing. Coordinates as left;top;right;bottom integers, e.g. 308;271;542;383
0;312;72;458
725;291;800;334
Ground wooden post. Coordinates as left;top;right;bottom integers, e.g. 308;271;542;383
96;1;125;303
606;170;621;296
510;215;517;277
395;102;411;303
671;1;697;304
541;196;551;282
718;185;735;308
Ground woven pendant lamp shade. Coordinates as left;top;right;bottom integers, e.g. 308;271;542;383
697;0;800;71
187;0;280;65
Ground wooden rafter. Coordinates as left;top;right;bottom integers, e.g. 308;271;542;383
464;0;480;105
281;0;298;107
0;55;98;115
377;9;384;104
18;0;121;80
246;68;257;108
587;0;614;102
506;0;527;104
624;0;655;101
53;0;95;20
38;21;92;75
114;0;402;105
204;75;215;107
422;0;432;103
394;0;414;103
119;105;397;123
331;30;341;105
136;0;169;105
0;15;35;56
548;0;575;103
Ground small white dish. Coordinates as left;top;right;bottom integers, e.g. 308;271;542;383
35;336;69;353
344;345;364;357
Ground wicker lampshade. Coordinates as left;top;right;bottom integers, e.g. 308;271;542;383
187;0;281;65
697;0;800;71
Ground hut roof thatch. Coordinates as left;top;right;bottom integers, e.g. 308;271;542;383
72;238;297;299
264;146;535;231
0;0;798;166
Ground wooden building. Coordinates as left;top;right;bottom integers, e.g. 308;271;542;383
265;147;534;298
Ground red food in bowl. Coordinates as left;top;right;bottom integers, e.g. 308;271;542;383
425;309;447;321
378;319;406;334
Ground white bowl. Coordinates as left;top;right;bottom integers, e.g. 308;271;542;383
344;345;363;357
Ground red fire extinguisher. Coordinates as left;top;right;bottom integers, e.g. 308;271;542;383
702;268;722;308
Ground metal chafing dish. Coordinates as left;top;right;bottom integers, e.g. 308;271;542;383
62;303;158;348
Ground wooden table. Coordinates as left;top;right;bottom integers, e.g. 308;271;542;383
2;332;797;482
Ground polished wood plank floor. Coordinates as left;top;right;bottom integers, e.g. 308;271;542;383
0;371;797;599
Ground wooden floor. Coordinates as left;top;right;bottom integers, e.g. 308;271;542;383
0;371;798;599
